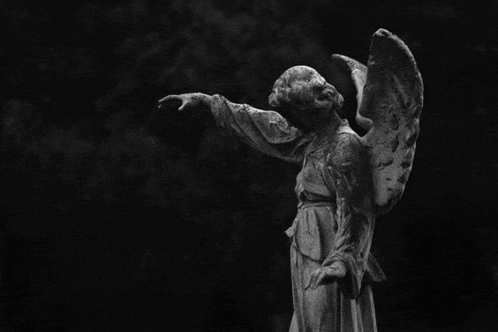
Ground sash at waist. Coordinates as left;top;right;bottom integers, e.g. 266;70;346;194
298;200;334;209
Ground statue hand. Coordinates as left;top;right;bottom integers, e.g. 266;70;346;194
306;260;346;290
158;93;211;112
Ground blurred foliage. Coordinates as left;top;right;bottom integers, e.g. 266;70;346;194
1;0;498;331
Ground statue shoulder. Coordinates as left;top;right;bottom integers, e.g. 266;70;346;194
326;127;367;171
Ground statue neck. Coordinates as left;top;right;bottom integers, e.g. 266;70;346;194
313;112;343;138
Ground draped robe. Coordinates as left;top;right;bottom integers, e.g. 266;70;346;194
211;95;386;332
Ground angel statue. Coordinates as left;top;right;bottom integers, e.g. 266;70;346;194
158;29;423;332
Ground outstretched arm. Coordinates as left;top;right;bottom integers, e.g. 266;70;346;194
159;93;310;164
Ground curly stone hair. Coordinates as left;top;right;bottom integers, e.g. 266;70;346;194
268;66;343;112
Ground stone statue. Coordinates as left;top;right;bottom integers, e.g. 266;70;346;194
158;29;423;332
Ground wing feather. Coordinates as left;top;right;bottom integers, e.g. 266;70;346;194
330;54;372;131
361;29;424;212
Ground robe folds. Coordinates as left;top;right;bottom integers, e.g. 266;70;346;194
211;95;386;332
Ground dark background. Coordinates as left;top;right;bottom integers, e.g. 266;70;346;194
1;0;498;331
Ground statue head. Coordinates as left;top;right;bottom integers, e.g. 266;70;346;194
268;66;343;131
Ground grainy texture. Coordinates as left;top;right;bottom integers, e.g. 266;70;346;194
211;96;386;331
289;246;378;332
330;55;372;131
205;28;423;331
157;28;424;331
331;29;424;213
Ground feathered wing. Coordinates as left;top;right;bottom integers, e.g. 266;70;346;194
330;54;372;131
331;29;424;213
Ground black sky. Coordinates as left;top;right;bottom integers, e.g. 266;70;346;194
1;1;498;331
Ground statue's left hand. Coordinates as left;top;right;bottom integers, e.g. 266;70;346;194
306;260;346;290
158;93;212;112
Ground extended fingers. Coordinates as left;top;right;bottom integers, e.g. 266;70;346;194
158;94;180;104
306;268;325;290
306;267;342;290
305;272;316;290
158;94;185;111
178;99;189;112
